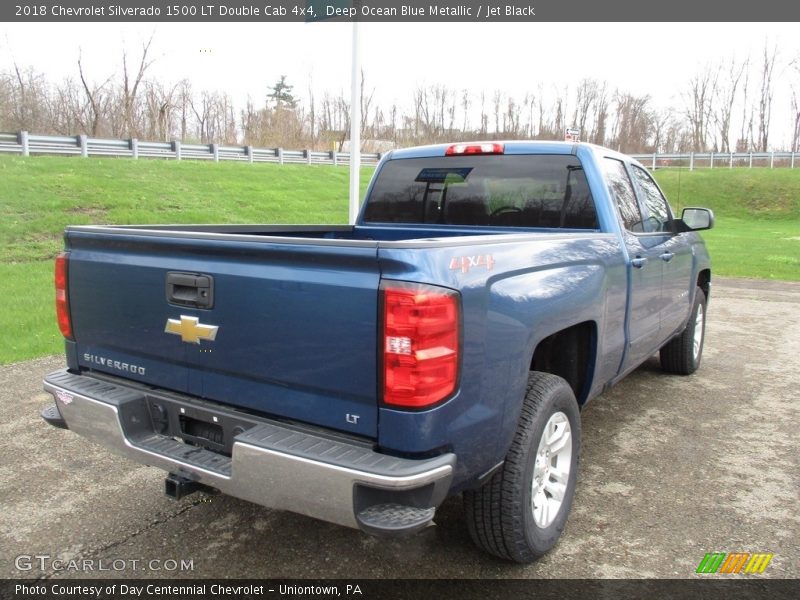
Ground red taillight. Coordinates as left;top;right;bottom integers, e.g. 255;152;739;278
445;142;504;156
55;252;73;340
382;282;460;408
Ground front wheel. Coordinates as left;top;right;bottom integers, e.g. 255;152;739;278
463;372;581;563
660;287;707;375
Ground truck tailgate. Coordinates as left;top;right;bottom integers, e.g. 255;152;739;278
66;229;380;438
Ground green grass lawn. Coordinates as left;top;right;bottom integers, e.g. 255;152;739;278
0;156;798;364
653;168;800;281
0;156;373;263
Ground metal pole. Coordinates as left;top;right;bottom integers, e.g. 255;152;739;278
652;153;656;170
689;152;694;171
247;145;253;164
174;140;182;161
729;152;733;168
770;152;774;169
131;139;138;160
79;135;88;158
710;152;714;169
20;131;29;157
792;152;795;169
749;153;753;168
348;20;362;225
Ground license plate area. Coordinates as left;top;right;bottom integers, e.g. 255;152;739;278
145;396;256;456
180;414;224;449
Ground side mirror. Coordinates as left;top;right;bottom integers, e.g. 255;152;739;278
681;207;715;231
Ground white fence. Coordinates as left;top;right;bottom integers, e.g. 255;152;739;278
0;131;382;166
630;151;796;170
1;131;797;170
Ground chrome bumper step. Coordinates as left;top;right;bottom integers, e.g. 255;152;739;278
43;369;455;533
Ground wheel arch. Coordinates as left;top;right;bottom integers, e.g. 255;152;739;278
529;321;597;406
697;268;711;302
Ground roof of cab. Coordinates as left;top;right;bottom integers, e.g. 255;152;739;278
386;140;636;166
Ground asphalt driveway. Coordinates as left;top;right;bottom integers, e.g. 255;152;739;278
1;278;798;579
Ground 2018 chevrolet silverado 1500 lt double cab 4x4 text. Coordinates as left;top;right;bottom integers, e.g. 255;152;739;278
41;141;713;562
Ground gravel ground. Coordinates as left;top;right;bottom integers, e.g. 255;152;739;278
1;278;798;579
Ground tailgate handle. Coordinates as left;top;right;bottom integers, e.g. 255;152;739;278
166;272;214;309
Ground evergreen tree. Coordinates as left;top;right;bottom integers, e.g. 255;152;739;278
268;75;297;109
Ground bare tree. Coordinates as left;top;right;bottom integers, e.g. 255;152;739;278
359;69;375;135
307;77;316;145
7;63;50;131
650;110;673;153
573;79;599;140
461;89;471;134
190;91;213;143
524;92;535;138
479;90;488;136
492;90;502;135
590;83;609;145
755;42;778;152
552;94;565;138
143;80;180;140
736;60;752;151
6;38;800;154
388;103;398;144
77;51;112;136
175;80;192;142
119;35;155;137
53;77;90;135
612;92;653;153
684;65;718;151
713;56;747;152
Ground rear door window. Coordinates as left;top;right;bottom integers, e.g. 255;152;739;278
363;154;598;229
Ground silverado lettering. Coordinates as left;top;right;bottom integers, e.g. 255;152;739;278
82;354;146;375
43;141;713;563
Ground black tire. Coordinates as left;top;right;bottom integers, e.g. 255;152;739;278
660;287;707;375
463;372;581;563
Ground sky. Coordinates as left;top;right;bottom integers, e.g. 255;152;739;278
1;22;799;147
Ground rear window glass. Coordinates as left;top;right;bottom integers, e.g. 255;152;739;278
363;154;598;229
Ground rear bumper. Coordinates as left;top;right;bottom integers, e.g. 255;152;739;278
42;369;454;534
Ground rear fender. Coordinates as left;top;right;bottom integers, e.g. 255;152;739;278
486;264;608;466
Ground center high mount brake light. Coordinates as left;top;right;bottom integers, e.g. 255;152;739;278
445;143;504;156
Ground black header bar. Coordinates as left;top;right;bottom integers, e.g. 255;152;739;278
3;0;800;22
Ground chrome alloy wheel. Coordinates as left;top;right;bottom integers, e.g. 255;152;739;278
531;411;573;528
692;303;704;362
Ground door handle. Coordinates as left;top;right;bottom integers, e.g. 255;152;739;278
631;257;648;268
166;272;214;309
660;252;675;262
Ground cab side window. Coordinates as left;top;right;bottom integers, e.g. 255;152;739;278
631;165;672;233
603;158;643;232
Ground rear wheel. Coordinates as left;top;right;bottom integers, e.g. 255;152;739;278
660;287;707;375
463;372;580;563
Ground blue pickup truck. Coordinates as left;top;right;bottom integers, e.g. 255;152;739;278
42;141;713;562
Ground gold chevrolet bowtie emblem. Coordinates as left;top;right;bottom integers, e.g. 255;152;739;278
165;316;219;344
